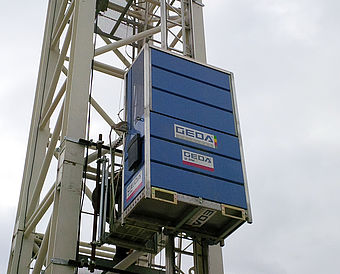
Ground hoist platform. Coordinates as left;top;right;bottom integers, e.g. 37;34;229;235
104;45;252;252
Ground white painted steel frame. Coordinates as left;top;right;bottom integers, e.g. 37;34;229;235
45;1;96;272
8;0;230;273
7;0;63;273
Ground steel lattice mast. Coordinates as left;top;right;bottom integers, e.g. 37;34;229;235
8;1;229;273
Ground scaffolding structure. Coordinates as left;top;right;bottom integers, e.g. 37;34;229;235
7;1;234;273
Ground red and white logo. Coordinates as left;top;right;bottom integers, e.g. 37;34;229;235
126;171;143;202
182;149;214;172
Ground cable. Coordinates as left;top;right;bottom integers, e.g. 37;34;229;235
117;72;125;126
117;108;124;122
108;128;116;222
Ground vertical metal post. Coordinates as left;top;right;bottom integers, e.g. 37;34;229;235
160;0;168;49
90;135;103;270
191;1;224;272
46;177;60;269
208;245;224;274
98;156;109;241
176;235;183;270
181;0;193;57
193;239;209;274
191;0;207;62
46;0;96;273
32;220;51;274
165;235;175;274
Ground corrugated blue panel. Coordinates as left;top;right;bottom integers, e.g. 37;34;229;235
150;137;244;184
152;66;233;111
151;48;230;90
152;88;236;135
150;162;247;208
124;47;248;212
150;112;241;160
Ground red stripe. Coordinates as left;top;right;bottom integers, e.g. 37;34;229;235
127;182;143;202
183;160;214;172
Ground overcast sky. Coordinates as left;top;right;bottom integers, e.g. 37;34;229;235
1;0;340;273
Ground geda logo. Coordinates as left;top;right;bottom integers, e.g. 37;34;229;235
174;124;217;148
182;149;214;171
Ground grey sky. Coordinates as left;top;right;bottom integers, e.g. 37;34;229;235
1;0;340;273
204;1;340;273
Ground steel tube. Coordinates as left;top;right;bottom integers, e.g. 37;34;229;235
51;0;74;48
40;80;66;129
100;35;131;67
97;158;108;241
169;29;182;48
146;0;180;14
90;97;116;128
114;250;145;270
110;0;134;37
93;60;125;79
85;173;98;181
86;139;123;165
26;105;64;218
26;182;56;232
90;135;103;269
84;185;92;201
95;25;162;56
61;65;68;76
31;220;51;274
95;20;181;56
54;0;68;28
41;22;72;119
161;0;168;49
87;149;122;164
25;186;54;237
108;2;143;20
79;241;116;253
79;247;113;259
165;235;175;274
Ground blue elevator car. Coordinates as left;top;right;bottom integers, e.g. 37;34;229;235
109;45;251;248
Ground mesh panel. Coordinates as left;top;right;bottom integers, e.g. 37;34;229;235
96;0;133;39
